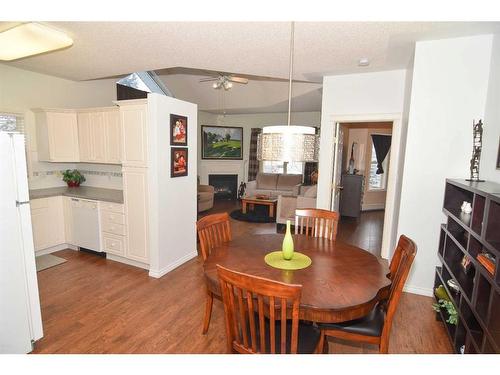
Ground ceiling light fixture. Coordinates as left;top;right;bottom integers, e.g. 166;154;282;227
358;57;370;67
257;22;319;173
0;22;73;61
211;76;236;91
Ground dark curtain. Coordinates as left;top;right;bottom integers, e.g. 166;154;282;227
303;127;319;184
371;134;392;174
248;128;262;181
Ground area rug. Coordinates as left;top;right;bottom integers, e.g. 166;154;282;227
35;254;67;272
230;205;276;223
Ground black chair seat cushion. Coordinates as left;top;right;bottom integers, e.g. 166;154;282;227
245;318;320;354
317;304;386;337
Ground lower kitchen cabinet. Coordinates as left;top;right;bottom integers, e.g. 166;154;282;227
30;196;65;251
122;167;149;264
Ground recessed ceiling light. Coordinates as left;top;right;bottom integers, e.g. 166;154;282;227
0;22;73;61
358;58;370;67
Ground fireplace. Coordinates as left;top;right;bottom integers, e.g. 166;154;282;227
209;174;238;200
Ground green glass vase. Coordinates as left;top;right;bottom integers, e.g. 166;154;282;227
282;220;295;260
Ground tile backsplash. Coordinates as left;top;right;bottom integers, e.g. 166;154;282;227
29;163;123;190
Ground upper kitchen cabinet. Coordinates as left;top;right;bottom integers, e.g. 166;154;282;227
117;100;148;167
33;109;80;162
77;107;121;164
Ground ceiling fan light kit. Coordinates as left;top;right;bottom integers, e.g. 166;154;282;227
257;22;319;168
0;22;73;61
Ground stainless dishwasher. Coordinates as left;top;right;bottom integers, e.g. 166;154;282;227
70;198;101;252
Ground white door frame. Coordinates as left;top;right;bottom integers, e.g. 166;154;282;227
319;113;404;260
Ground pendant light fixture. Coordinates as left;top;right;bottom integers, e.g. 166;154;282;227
256;22;319;174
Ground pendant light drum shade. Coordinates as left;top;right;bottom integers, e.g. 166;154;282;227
257;125;319;162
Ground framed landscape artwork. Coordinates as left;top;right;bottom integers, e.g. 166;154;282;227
170;114;187;146
171;147;188;177
201;125;243;160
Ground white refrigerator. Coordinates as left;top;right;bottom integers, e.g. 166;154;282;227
0;132;43;353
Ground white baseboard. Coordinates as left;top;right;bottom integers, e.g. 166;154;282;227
362;203;385;211
106;254;149;270
403;284;433;297
35;243;77;256
149;251;198;278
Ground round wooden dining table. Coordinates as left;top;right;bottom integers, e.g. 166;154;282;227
204;233;392;324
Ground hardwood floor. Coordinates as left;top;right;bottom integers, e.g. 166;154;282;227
32;201;452;354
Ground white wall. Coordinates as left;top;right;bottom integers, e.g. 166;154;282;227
147;94;198;277
197;111;321;186
317;70;407;209
481;34;500;183
317;70;408;259
397;35;495;296
0;64;120;189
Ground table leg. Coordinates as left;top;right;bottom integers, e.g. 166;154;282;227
249;203;254;211
242;201;247;214
269;203;274;218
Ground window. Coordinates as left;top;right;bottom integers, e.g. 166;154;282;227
368;143;389;190
262;161;304;175
0;112;24;133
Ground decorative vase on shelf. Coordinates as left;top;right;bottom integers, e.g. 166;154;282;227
282;220;294;260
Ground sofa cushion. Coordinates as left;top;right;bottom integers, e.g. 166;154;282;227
303;185;317;198
257;173;279;190
276;174;302;191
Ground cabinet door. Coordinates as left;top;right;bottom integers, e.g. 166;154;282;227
62;196;73;244
48;196;65;246
91;112;106;163
104;110;121;164
120;105;147;167
123;167;149;263
31;200;51;252
47;112;80;162
78;112;92;162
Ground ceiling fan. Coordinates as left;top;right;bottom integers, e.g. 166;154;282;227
199;74;248;90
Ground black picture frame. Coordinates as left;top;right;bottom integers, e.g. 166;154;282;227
170;114;188;146
201;125;243;160
171;147;188;178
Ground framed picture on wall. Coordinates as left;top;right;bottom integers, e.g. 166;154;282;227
171;147;188;178
170;114;188;146
201;125;243;160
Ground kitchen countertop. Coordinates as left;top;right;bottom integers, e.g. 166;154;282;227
29;186;124;204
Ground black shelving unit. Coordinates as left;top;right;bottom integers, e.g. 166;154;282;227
434;179;500;354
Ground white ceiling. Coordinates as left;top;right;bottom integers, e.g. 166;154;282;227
2;21;500;113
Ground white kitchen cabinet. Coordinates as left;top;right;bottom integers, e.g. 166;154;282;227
104;110;121;164
122;166;149;264
99;202;126;257
30;196;65;251
119;101;147;167
34;109;80;162
77;112;92;162
77;108;120;164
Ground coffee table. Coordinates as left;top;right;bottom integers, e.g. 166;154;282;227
241;196;278;218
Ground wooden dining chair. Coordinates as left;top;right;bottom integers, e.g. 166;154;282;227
294;208;340;241
316;235;417;353
196;212;232;334
216;264;321;354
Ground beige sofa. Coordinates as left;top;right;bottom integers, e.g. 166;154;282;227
276;185;318;225
198;184;214;212
245;173;302;198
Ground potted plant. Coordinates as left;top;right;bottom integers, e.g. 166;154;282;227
62;169;86;187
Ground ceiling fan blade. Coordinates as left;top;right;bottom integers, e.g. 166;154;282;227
228;76;249;84
199;77;219;82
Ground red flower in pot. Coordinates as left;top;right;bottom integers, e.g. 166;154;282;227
62;169;86;188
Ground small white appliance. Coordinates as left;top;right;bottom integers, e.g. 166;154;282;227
70;198;101;252
0;132;43;353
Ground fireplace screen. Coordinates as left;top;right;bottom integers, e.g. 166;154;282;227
208;174;238;200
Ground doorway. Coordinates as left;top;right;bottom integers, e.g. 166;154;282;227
332;121;394;257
